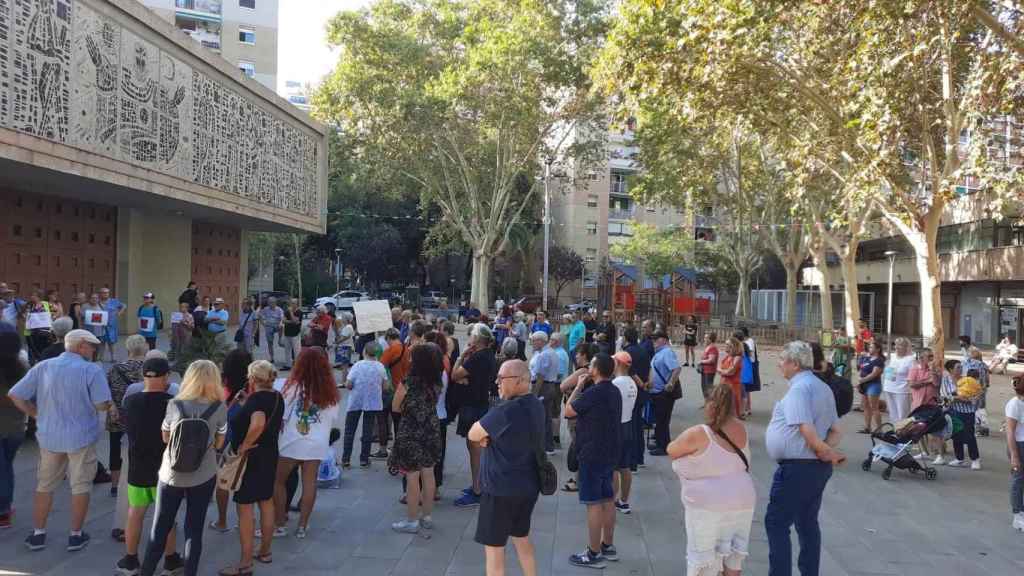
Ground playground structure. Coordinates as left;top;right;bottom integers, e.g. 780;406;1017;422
608;264;712;328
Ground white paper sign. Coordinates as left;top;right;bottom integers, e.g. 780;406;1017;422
352;300;393;334
26;312;52;330
170;312;185;324
84;310;109;327
139;317;154;332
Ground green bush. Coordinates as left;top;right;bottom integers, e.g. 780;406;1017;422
173;331;233;374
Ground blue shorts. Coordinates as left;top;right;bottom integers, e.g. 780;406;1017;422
864;381;882;397
578;462;614;505
617;422;636;471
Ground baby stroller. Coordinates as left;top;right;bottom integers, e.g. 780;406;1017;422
861;403;949;481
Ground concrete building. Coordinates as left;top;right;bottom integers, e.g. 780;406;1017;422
0;0;326;329
549;124;682;307
139;0;278;91
282;79;312;113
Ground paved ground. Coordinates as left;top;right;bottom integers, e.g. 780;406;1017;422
2;335;1024;575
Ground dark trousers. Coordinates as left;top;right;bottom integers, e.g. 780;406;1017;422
765;460;833;576
0;435;23;514
109;431;124;472
141;477;216;576
952;411;979;461
145;337;157;350
342;410;377;463
651;393;676;450
700;372;716;399
633;389;648;466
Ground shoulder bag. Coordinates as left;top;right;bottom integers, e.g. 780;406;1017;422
713;427;749;472
218;391;279;492
234;310;255;344
653;360;682;400
525;401;558;495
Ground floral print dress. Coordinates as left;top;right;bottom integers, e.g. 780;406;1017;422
388;379;441;473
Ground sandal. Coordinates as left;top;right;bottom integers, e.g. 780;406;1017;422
857;427;872;434
562;478;578;492
253;552;273;564
217;565;253;576
208;521;232;533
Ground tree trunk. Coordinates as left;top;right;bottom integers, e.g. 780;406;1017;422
839;249;862;338
470;252;494;313
811;242;834;331
292;234;303;302
905;220;945;360
735;273;750;318
784;263;799;327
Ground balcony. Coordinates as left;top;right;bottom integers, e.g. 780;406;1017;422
609;207;635;220
176;0;222;22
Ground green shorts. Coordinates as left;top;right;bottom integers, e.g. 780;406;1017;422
127;484;158;508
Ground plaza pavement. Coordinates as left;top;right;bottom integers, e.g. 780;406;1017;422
2;335;1023;575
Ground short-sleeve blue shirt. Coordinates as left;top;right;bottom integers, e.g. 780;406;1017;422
205;309;229;333
651;344;680;393
765;370;838;461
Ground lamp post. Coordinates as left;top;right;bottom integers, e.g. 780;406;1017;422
334;248;342;293
542;158;553;312
884;250;897;351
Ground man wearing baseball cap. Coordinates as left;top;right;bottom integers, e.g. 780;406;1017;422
205;298;229;339
611;351;640;515
116;356;183;576
8;329;112;552
137;293;164;351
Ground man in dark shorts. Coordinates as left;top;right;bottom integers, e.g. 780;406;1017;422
468;359;544;576
565;352;622;569
452;323;497;507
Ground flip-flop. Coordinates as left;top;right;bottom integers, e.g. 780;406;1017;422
208;522;232;533
253;552;273;564
217;565;253;576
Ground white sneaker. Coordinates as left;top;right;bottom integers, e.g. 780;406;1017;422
420;516;433;530
1013;513;1024;532
931;455;946;466
391;520;419;534
912;452;926;460
970;460;982;471
946;459;965;468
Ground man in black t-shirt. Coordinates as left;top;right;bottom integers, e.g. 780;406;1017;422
565;353;622;569
452;323;497;508
468;359;544;576
117;358;182;576
622;326;651;468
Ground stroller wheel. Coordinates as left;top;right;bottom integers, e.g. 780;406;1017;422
861;458;872;472
925;468;938;481
881;467;892;481
388;465;399;476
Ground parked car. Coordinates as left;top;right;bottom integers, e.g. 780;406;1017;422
565;300;594;313
512;295;543;314
251;290;291;308
314;290;371;312
421;290;446;309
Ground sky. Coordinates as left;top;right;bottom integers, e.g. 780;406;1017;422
277;0;370;95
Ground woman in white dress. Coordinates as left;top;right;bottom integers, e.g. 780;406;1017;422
882;337;916;422
668;383;755;576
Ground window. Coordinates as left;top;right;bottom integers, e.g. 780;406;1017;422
608;222;633;237
239;0;255;8
238;61;255;78
586;221;598;235
586;194;598;208
585;248;597;264
239;27;255;44
610;172;629;195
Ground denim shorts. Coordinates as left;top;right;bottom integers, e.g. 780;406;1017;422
863;381;882;397
578;461;614;504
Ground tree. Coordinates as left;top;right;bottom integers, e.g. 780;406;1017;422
610;223;692;280
314;0;609;309
548;244;585;309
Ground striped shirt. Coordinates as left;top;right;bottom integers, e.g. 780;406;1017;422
940;373;975;414
8;352;111;452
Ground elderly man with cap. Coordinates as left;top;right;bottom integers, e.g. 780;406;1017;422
529;331;561;454
205;298;230;342
611;351;639;515
8;329;112;552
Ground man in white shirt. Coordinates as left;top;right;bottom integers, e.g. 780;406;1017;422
611;351;639;514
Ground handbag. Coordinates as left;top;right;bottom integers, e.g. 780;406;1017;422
525;401;558;496
234;310;255;344
217;445;248;492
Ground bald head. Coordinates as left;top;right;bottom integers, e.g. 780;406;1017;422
497;359;530;399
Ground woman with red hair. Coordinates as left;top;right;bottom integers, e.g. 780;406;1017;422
272;347;340;539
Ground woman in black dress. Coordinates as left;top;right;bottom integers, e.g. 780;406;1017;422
219;360;283;576
683;314;699;367
389;343;443;534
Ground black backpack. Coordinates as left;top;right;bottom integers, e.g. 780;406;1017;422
168;400;221;473
822;367;853;418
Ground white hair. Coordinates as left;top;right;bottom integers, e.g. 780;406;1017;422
549;331;563;344
500;337;519;358
125;334;149;358
530;331;549;343
470;323;493;343
780;341;814;370
145;349;168;361
64;330;96;350
51;316;73;338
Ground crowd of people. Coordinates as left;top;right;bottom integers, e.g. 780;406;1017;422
2;283;1024;576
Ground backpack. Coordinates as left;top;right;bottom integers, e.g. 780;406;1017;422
168;400;221;473
822;367;853;418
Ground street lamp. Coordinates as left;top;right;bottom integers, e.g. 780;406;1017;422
884;250;898;352
542;158;553;312
334;248;342;293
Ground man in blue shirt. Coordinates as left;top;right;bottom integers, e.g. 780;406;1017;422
528;331;561;453
565;353;622;569
530;310;552;336
567;312;586;355
468;359;544;576
648;331;680;456
8;329;112;552
205;298;230;339
764;341;845;576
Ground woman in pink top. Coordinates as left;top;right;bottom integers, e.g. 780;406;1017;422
668;384;755;576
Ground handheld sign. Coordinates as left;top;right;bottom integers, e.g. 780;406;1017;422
85;310;109;327
139;317;154;333
170;312;184;324
26;312;52;330
352;300;392;334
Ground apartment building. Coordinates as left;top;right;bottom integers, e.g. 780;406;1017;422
139;0;279;91
549;126;682;307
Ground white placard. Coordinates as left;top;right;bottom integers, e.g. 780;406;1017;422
139;317;154;332
26;312;52;330
84;309;109;327
352;300;393;334
170;312;185;324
